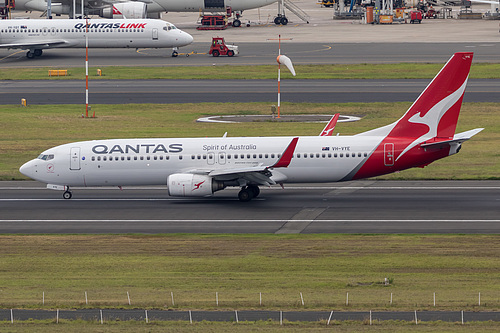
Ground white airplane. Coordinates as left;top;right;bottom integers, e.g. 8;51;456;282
0;18;193;58
20;52;483;202
11;0;278;26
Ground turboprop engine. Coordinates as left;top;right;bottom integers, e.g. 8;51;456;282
100;2;147;19
167;174;225;197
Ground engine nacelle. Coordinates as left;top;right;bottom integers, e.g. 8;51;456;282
167;174;225;197
100;2;147;19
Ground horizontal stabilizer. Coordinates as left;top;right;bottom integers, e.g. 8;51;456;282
420;128;484;149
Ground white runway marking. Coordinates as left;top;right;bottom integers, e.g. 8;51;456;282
0;220;498;223
3;186;500;191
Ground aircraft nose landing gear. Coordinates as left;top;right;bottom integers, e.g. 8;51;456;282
63;189;72;199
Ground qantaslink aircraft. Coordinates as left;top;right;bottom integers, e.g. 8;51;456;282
0;18;193;58
20;53;483;201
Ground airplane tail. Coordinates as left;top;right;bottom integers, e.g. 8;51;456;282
351;53;479;180
388;52;473;141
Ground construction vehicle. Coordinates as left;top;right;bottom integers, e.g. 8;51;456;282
209;37;239;57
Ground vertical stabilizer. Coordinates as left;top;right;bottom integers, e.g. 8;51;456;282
391;52;473;142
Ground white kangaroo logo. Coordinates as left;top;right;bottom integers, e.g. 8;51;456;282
396;78;468;161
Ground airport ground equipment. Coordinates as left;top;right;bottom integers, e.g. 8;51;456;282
209;37;238;57
319;0;335;7
410;10;423;23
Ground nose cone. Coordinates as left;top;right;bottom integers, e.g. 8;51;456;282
178;30;194;47
19;159;38;180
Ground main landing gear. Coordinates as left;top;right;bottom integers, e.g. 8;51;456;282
274;14;288;25
26;49;43;59
238;185;260;202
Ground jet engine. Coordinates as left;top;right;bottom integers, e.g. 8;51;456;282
100;2;147;19
167;174;225;197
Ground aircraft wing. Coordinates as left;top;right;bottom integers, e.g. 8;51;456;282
0;40;68;49
187;137;299;186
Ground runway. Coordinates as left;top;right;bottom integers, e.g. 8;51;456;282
2;78;500;104
2;308;499;323
1;42;499;67
1;180;499;234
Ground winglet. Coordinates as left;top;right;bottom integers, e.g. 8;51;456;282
271;137;299;168
320;114;340;136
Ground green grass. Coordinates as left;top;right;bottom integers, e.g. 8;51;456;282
1;63;500;80
1;102;498;181
0;235;499;311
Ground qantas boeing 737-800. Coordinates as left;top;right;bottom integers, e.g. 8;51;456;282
0;19;193;58
20;53;483;201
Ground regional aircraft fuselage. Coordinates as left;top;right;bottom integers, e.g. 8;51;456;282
0;19;193;58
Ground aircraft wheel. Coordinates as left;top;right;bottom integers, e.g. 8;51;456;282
34;49;43;57
63;191;72;200
274;16;282;25
232;19;241;27
212;50;220;57
238;188;253;202
172;51;178;57
227;50;234;57
248;185;260;198
281;17;288;25
26;51;35;59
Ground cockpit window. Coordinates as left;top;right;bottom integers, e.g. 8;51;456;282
38;154;54;161
163;24;177;31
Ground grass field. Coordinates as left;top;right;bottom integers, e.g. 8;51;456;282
0;235;499;311
1;101;498;180
0;63;500;80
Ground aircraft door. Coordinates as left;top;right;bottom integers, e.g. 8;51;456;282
384;143;394;166
207;152;215;165
42;27;48;36
204;0;225;9
70;147;81;170
152;28;158;40
218;152;226;165
51;27;56;35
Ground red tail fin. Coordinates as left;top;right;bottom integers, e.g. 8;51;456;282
391;52;473;141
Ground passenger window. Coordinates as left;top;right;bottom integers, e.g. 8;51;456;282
271;154;275;158
92;156;95;161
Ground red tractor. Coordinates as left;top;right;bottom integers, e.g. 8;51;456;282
209;37;239;57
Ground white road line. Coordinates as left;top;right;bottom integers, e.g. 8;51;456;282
2;186;500;191
0;220;498;223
